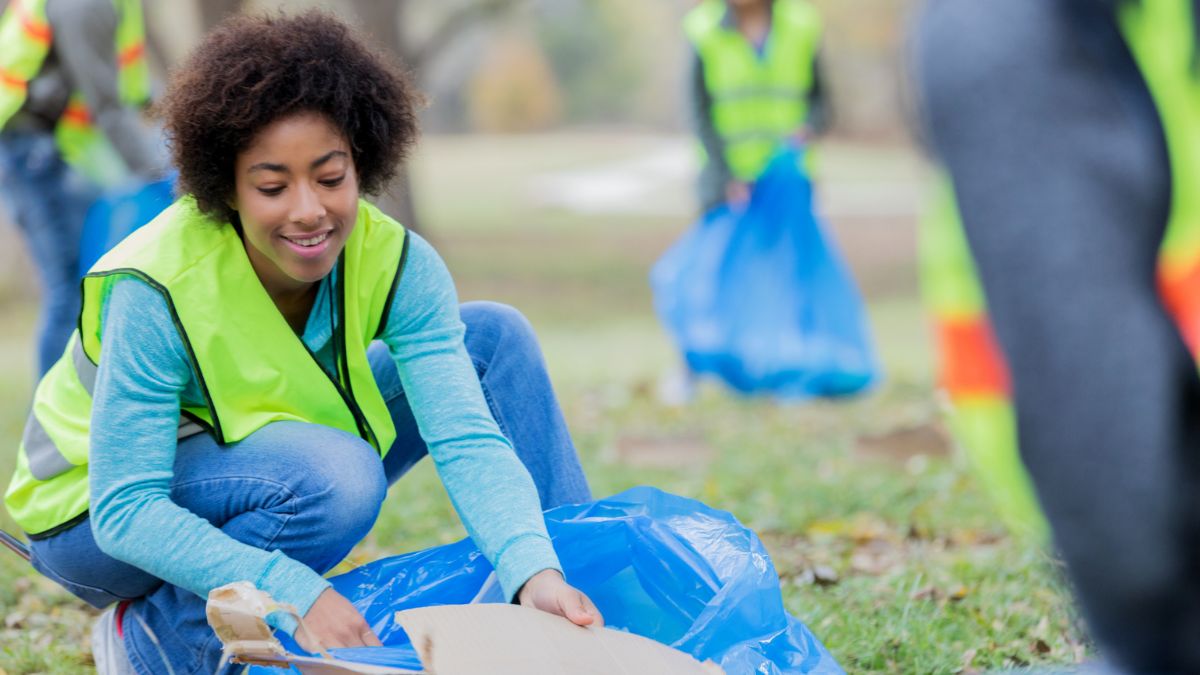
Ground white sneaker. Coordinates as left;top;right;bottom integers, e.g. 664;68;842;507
91;602;137;675
656;367;697;406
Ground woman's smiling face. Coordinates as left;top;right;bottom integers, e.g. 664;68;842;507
232;111;359;299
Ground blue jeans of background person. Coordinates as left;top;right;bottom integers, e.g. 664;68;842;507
0;130;99;376
27;301;592;675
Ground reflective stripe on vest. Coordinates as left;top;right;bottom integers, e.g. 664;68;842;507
921;0;1200;541
3;197;407;536
918;178;1045;540
684;0;820;181
0;0;52;122
0;0;150;185
1122;0;1200;359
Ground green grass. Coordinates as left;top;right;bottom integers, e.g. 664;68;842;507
0;134;1087;673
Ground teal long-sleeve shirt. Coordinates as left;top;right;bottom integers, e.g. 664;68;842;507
86;232;559;634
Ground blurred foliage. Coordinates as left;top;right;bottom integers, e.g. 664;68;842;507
468;33;564;132
534;0;679;127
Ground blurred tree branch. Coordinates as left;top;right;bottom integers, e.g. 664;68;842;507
402;0;526;70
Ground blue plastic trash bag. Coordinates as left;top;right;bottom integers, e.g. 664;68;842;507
77;175;175;277
250;487;842;674
651;147;879;398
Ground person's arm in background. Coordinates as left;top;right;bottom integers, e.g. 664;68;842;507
913;0;1200;670
804;49;831;137
688;48;740;210
46;0;167;177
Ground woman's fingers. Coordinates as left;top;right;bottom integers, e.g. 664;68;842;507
361;626;384;647
561;586;603;628
300;588;382;650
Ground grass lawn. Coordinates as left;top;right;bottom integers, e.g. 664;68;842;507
0;133;1087;674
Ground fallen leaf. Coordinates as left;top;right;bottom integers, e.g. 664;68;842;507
812;565;839;586
911;586;938;602
960;647;978;671
614;433;713;469
853;423;952;463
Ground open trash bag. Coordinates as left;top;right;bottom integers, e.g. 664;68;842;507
651;147;879;398
78;175;175;277
251;487;842;674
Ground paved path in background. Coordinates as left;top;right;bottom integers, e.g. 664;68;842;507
525;137;927;220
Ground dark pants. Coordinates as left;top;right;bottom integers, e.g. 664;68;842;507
914;1;1200;671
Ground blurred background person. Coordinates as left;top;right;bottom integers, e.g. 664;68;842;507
0;0;166;376
660;0;837;405
686;0;829;213
913;0;1200;670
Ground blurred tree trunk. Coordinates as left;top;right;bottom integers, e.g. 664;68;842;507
353;1;421;234
197;0;243;31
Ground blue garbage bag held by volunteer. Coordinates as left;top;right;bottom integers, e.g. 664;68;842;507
77;175;175;277
250;487;843;675
651;146;879;398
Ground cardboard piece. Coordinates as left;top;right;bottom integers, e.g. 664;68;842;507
394;603;726;674
207;583;725;674
206;582;418;674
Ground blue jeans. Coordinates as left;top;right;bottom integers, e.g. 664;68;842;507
0;130;99;376
28;301;591;675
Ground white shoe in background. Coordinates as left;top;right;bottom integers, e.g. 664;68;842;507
656;367;697;406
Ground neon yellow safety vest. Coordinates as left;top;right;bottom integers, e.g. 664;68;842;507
0;0;151;185
921;0;1200;540
684;0;821;182
3;197;407;537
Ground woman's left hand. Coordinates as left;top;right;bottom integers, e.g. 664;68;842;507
517;569;604;628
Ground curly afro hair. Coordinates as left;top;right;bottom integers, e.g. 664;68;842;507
158;11;422;224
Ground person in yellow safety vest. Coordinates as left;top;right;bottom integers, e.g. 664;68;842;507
914;0;1200;670
2;12;601;674
685;0;829;213
0;0;166;377
660;0;830;405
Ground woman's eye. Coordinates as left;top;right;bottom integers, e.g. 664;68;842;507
257;186;285;196
320;176;346;188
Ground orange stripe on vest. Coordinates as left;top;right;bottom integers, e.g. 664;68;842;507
15;0;51;46
936;316;1012;398
1159;259;1200;359
0;70;28;92
61;100;92;126
118;42;144;68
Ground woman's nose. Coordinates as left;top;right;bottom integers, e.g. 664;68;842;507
290;183;327;225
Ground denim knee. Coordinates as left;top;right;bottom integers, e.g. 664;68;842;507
461;301;538;370
291;430;385;531
230;422;388;557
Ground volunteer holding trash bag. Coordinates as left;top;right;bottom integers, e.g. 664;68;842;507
658;0;857;404
686;0;829;213
0;0;168;376
3;11;600;674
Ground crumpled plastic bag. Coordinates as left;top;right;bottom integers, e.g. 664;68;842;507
78;175;175;277
253;487;842;674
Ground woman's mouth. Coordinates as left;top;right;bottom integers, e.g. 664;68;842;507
281;229;334;258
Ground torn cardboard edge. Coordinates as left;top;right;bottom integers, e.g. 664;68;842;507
206;582;418;674
206;582;725;674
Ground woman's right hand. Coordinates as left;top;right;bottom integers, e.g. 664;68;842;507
725;180;751;208
294;588;382;653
